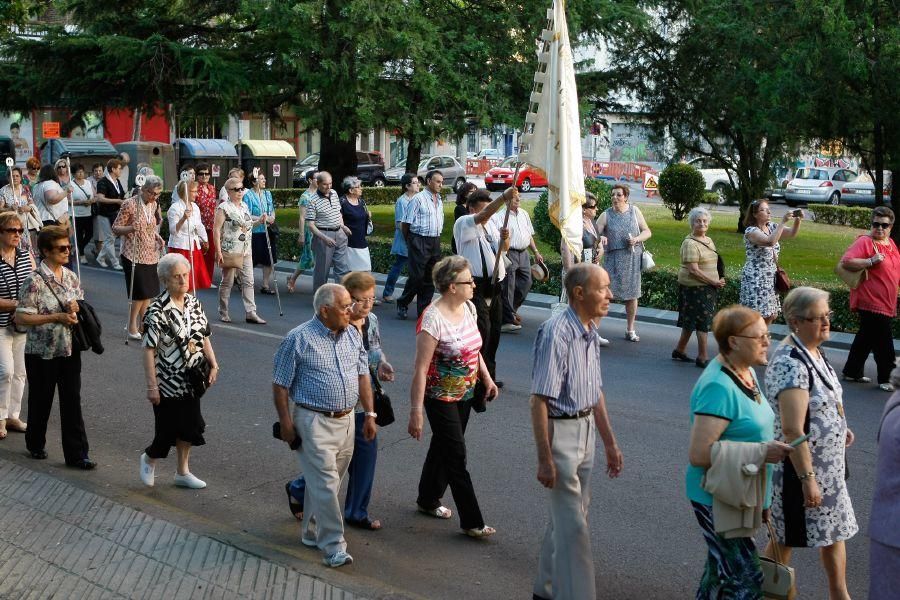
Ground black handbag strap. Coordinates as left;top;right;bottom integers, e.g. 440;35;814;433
359;316;384;394
688;236;720;255
36;269;71;315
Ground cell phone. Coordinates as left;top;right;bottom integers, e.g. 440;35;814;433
789;434;809;447
792;209;803;218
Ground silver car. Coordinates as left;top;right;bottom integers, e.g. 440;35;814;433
841;171;893;206
784;167;858;206
384;154;467;191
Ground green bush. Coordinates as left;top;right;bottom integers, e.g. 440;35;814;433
808;205;872;229
533;177;611;256
702;192;722;205
658;163;706;220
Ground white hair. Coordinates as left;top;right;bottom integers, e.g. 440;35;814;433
313;283;344;313
157;252;190;282
688;206;711;228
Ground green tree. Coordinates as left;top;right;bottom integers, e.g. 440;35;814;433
659;162;705;220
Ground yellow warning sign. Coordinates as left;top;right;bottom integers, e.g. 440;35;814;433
643;172;658;191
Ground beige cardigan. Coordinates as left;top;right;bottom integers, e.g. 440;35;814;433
702;440;768;539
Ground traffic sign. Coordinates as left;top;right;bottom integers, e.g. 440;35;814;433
211;164;221;178
42;122;61;139
643;172;659;191
272;164;281;178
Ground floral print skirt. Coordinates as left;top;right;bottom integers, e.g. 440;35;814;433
677;285;718;332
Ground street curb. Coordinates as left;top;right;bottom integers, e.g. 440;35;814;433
272;262;897;353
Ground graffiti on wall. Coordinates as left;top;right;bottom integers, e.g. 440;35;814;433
609;123;660;163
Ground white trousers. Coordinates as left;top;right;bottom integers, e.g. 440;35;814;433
533;416;597;600
0;327;27;421
292;405;355;557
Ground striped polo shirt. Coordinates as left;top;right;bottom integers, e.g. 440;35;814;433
0;248;33;327
305;189;343;229
401;189;444;237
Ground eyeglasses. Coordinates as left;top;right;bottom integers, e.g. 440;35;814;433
335;303;354;313
53;245;72;253
802;311;833;324
733;332;772;342
584;205;597;210
351;297;376;309
197;172;210;176
2;228;24;234
453;279;476;286
872;221;891;229
228;187;245;193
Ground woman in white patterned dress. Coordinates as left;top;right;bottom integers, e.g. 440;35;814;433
739;200;801;324
763;287;857;600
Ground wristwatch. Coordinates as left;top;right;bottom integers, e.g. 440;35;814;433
364;411;377;419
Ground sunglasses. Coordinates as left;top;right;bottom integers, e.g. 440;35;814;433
228;186;245;193
2;228;24;234
872;222;891;229
453;280;476;286
53;245;72;253
584;205;597;209
197;172;210;176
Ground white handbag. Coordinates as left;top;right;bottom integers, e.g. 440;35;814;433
760;522;796;600
640;248;656;272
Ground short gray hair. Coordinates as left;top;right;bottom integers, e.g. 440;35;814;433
141;175;163;192
564;262;598;299
315;171;332;184
432;255;472;293
313;283;344;313
342;176;361;194
688;206;711;228
782;286;830;326
157;252;190;282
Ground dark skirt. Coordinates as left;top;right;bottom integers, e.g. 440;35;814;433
691;501;763;600
677;285;718;332
251;230;278;267
122;256;160;301
145;394;206;459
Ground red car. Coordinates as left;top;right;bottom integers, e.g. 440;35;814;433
484;158;548;192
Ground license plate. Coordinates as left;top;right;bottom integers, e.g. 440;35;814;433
857;189;873;194
796;189;810;194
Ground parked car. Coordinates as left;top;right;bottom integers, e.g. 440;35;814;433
383;155;431;185
474;148;504;160
686;157;737;203
840;171;893;206
784;166;857;207
764;166;793;203
291;151;386;188
385;154;467;191
485;157;547;192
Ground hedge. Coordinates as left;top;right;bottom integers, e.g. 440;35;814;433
807;205;873;229
272;227;900;338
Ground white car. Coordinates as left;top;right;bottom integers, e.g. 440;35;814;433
784;167;857;206
686;157;737;202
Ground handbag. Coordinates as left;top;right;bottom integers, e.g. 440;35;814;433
37;271;100;354
760;521;797;600
370;367;395;427
772;248;791;293
221;252;243;269
640;247;656;272
169;311;211;400
834;262;867;289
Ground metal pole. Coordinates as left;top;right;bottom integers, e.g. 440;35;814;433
490;161;523;287
64;155;82;281
125;194;141;345
261;187;283;316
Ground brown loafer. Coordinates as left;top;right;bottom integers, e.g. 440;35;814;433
246;313;267;325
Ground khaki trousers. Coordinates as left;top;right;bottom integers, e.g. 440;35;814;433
218;252;256;318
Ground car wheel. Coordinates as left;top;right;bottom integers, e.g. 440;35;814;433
453;178;466;192
785;200;798;208
372;177;386;188
519;178;532;193
712;183;728;205
829;192;841;205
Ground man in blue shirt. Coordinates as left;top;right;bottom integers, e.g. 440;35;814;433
273;283;377;568
396;169;445;319
530;263;624;600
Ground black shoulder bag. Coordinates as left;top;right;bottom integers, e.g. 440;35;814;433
689;236;725;279
362;317;395;426
167;302;211;399
37;270;103;354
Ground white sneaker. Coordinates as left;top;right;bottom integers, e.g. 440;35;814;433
79;256;87;264
113;263;123;271
322;550;353;568
500;323;522;333
139;453;155;487
597;335;610;347
174;472;207;489
879;383;895;393
96;256;110;268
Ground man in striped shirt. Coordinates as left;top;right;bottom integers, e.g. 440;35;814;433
396;170;445;319
530;263;623;600
305;172;350;293
273;283;377;569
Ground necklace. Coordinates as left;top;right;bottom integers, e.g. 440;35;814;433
721;354;761;403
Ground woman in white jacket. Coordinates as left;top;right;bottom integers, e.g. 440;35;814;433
167;180;211;291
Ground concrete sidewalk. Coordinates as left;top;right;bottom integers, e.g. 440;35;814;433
276;262;899;353
0;457;364;600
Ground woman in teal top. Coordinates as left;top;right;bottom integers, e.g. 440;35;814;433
243;172;277;294
686;305;794;600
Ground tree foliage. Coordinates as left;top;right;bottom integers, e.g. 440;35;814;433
659;163;704;220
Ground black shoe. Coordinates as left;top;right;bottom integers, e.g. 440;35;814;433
397;305;408;320
66;458;97;470
495;380;504;389
672;349;692;362
695;358;710;369
29;449;48;460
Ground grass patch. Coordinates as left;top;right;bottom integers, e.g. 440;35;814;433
275;202;862;286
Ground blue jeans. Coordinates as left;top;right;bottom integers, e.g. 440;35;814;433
382;255;407;298
289;412;378;522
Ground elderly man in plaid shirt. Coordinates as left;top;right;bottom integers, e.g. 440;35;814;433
273;283;377;568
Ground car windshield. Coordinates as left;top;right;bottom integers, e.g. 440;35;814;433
795;168;829;180
299;154;318;166
852;171;891;184
499;157;522;168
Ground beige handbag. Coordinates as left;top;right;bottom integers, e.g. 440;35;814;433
760;522;796;600
221;252;243;269
834;261;868;289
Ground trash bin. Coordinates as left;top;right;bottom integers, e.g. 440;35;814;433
238;140;296;189
40;138;118;170
115;141;176;190
174;138;240;189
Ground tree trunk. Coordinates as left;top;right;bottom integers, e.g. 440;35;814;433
406;140;424;179
318;114;357;193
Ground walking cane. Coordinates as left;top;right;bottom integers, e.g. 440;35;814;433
124;175;146;345
261;188;283;316
490;162;523;288
63;154;82;281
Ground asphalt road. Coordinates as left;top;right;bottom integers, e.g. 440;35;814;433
0;265;884;599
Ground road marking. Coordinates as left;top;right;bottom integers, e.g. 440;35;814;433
213;323;286;341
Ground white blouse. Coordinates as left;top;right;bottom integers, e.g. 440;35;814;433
167;200;208;250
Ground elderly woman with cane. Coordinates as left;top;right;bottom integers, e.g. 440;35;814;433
167;179;211;292
139;253;218;489
113;175;164;341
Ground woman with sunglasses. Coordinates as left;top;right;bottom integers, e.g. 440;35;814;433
0;212;35;440
764;287;857;599
739;199;801;325
408;255;498;538
15;226;94;469
838;206;900;392
0;167;40;255
193;163;219;285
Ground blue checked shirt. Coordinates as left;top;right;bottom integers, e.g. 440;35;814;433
401;189;444;237
273;317;369;412
531;306;603;416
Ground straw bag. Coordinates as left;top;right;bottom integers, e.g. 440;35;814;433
834;262;868;289
760;521;796;600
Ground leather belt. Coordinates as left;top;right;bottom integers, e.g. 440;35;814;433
509;247;528;252
549;407;594;420
318;226;340;231
301;405;354;418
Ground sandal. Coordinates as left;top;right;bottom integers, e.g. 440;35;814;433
417;504;453;519
464;525;496;538
346;517;382;530
286;275;297;293
219;315;232;323
5;419;26;433
285;482;303;520
260;287;276;295
625;330;640;342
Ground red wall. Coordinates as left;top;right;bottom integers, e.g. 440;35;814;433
104;108;171;144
